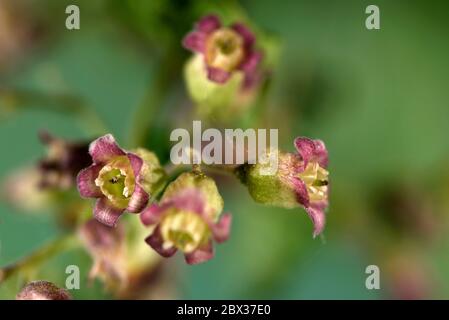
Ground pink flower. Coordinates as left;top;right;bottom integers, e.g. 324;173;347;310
183;15;262;87
77;134;149;227
287;137;329;237
140;173;231;265
244;137;329;237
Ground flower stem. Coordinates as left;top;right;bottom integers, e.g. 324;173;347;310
0;234;80;284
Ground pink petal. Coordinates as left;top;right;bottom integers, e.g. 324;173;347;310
77;164;103;198
239;51;262;74
207;66;231;84
89;134;125;164
140;203;167;226
94;198;125;227
196;15;221;33
305;205;326;238
171;188;206;216
313;139;329;168
182;31;207;53
211;213;232;243
184;241;214;265
291;177;310;208
126;184;149;213
126;153;143;178
145;226;177;258
294;137;329;169
231;23;255;47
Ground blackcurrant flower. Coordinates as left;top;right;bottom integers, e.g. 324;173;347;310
16;281;71;300
77;134;151;227
140;172;231;265
243;137;329;237
183;14;262;86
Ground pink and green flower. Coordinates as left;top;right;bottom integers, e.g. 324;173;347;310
140;172;231;265
243;137;329;237
183;15;262;87
77;134;149;227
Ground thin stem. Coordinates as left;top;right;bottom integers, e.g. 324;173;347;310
0;234;80;284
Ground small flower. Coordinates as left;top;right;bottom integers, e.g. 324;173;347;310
183;15;262;87
79;217;165;296
77;134;150;227
37;130;91;190
79;219;127;286
16;281;71;300
243;137;329;237
140;172;231;265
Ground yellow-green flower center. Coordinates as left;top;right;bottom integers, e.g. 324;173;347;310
205;28;245;72
95;156;135;208
297;162;329;202
160;210;210;253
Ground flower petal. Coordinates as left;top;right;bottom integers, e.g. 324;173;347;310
305;204;326;238
89;134;125;164
231;23;255;48
313;139;329;168
94;198;125;227
171;188;206;215
184;241;214;265
182;31;207;53
294;137;329;169
207;66;231;84
196;15;221;33
140;203;167;225
211;213;232;243
77;164;103;198
126;152;143;178
126;183;149;213
239;51;262;74
291;177;310;208
145;226;177;258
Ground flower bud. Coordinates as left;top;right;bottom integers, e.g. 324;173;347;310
242;137;329;237
16;281;71;300
37;130;91;190
140;172;231;264
79;216;163;295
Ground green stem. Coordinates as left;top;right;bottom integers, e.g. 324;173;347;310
0;234;80;284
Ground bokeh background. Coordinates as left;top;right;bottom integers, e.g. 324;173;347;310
1;0;449;299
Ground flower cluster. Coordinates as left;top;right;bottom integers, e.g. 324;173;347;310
76;135;232;266
7;14;330;298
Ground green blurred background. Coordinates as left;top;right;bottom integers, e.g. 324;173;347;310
1;0;449;299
